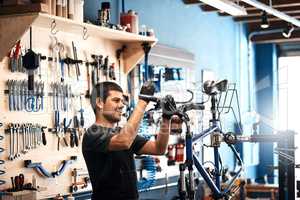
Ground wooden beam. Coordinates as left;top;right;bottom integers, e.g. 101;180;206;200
182;0;203;5
220;5;300;16
244;0;300;7
234;12;300;22
0;3;49;15
201;2;300;12
200;5;217;12
247;17;300;23
247;21;290;32
251;29;300;43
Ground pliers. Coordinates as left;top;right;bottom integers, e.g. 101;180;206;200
63;117;72;147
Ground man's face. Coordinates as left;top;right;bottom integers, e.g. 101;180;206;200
101;90;125;123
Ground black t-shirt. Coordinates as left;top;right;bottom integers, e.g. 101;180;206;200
82;124;148;200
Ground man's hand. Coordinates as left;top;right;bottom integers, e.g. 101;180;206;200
139;81;155;102
171;115;183;134
162;95;176;120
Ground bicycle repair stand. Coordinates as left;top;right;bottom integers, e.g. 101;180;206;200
225;131;297;200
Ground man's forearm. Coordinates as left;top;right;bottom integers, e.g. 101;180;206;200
155;118;170;154
119;100;148;144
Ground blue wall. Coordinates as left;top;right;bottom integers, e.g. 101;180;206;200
254;43;277;183
85;0;243;84
84;0;250;173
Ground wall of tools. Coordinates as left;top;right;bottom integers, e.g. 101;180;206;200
0;21;139;199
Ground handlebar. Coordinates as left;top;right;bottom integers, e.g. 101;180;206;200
178;103;205;112
138;95;160;103
138;94;205;119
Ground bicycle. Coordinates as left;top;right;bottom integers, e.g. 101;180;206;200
140;79;244;200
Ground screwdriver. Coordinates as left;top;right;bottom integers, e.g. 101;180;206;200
79;96;84;127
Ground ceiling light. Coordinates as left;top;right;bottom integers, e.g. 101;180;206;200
200;0;247;16
260;11;269;29
282;23;294;38
241;0;300;27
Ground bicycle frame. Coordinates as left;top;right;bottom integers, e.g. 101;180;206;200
179;94;244;200
138;84;244;199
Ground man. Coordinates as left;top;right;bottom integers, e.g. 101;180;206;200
82;81;178;200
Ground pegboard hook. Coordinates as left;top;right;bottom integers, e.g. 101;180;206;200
82;26;89;40
50;19;59;35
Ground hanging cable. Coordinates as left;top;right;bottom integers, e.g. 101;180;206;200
137;156;156;191
138;116;152;139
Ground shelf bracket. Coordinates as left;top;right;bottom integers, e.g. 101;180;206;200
0;14;38;61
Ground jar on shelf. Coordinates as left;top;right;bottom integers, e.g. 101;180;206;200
120;10;139;34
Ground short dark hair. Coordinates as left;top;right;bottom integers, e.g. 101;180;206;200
90;81;123;113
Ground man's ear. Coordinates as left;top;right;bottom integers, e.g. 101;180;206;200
95;97;104;110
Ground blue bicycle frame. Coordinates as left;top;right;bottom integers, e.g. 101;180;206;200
191;127;243;198
139;87;244;199
179;94;243;200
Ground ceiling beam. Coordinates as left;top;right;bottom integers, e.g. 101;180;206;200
182;0;203;5
234;12;300;22
241;0;300;27
200;2;300;12
192;0;300;7
246;0;300;6
247;21;292;32
219;5;300;16
251;29;300;43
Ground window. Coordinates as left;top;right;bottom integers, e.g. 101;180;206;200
278;56;300;170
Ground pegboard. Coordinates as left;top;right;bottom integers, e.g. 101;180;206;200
0;24;130;199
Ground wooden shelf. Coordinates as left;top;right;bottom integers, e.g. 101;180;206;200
0;3;49;15
0;12;157;74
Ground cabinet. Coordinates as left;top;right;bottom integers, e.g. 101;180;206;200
0;12;157;199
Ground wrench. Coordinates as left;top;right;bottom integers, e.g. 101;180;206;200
39;82;44;111
52;82;58;111
8;124;14;160
29;124;33;149
7;80;13;111
17;52;23;72
14;81;18;111
32;124;36;149
25;124;30;150
62;84;67;111
31;124;34;149
12;80;17;111
21;124;27;154
59;83;63;111
10;56;17;72
37;125;42;145
33;125;37;148
30;124;33;149
34;82;39;111
24;82;27;111
21;80;26;110
36;125;40;146
20;81;24;111
12;124;17;159
16;81;21;111
15;124;20;158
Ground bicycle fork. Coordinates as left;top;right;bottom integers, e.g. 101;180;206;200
179;132;195;200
